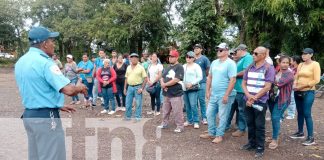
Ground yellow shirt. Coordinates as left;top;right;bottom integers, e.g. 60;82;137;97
294;61;321;91
125;64;147;85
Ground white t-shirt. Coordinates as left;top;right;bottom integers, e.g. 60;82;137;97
148;63;163;82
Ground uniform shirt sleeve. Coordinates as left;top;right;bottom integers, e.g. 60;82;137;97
44;62;70;92
125;66;130;78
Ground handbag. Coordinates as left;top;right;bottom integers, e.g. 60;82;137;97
146;83;156;94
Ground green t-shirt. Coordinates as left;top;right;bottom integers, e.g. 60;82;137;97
234;52;253;93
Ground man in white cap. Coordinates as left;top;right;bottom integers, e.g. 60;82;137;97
200;42;237;143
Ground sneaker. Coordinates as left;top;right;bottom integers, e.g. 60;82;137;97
194;123;199;129
212;136;223;144
69;101;75;105
75;101;81;105
286;116;295;120
302;137;315;146
240;143;256;151
92;103;96;107
121;107;126;112
155;112;161;116
232;130;245;137
202;119;208;125
100;109;108;114
199;133;216;139
184;121;193;127
290;132;305;139
147;111;154;115
108;111;116;115
157;124;168;129
255;148;264;158
174;127;183;133
269;140;278;149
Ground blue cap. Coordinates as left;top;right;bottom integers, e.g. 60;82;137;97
28;26;59;44
302;48;314;54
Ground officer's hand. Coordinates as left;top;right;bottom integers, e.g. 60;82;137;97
61;105;76;113
77;83;88;96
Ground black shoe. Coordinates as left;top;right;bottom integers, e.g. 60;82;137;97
302;137;315;146
101;103;104;107
240;143;256;151
255;148;264;159
290;132;305;139
92;103;96;106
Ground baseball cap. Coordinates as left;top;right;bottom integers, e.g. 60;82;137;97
28;26;59;44
193;44;203;49
130;53;139;57
216;43;229;49
66;54;73;59
169;50;179;57
186;51;195;57
302;48;314;54
234;44;247;51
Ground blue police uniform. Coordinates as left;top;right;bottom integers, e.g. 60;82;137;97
15;47;70;160
15;47;70;109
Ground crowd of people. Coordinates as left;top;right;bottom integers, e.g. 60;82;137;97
57;42;321;158
16;26;322;159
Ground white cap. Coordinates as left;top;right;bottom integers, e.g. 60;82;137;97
216;42;229;49
66;54;73;59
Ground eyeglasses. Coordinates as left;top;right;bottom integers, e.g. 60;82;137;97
253;52;260;56
169;56;176;58
186;56;194;59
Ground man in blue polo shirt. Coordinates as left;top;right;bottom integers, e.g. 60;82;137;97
15;26;87;160
92;49;106;106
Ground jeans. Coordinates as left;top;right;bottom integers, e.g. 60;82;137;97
207;95;235;136
161;96;184;129
102;87;116;111
92;79;99;104
198;82;207;120
287;91;296;117
125;85;143;119
236;93;247;131
160;89;164;104
82;80;93;100
245;102;267;151
115;80;126;107
271;101;289;140
225;98;238;130
149;84;161;112
295;90;315;137
70;78;79;102
183;90;199;124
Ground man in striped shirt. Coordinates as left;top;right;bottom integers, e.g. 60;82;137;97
240;46;275;158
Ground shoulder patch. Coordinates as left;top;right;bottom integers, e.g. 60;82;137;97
50;65;62;75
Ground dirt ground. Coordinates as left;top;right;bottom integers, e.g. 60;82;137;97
1;67;324;160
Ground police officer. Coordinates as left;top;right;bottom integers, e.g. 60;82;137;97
15;26;87;160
